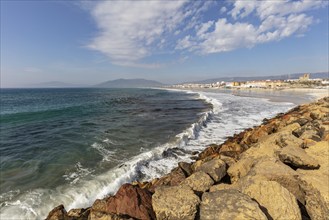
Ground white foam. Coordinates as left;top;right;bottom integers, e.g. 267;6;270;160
0;90;295;220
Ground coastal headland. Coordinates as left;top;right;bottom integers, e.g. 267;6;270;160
46;96;329;220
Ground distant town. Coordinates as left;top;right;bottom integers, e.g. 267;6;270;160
170;74;329;90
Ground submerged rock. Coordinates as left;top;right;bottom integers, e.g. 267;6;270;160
152;185;200;220
199;189;267;220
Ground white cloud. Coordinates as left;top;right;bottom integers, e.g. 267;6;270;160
176;0;327;55
87;1;188;67
85;0;327;67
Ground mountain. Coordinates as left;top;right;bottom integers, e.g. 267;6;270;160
188;72;329;84
95;78;165;88
26;81;86;88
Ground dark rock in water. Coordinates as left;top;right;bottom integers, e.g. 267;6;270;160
91;183;155;220
191;151;199;155
46;205;68;220
262;118;269;124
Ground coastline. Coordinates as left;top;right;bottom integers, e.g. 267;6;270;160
166;87;328;105
46;94;329;219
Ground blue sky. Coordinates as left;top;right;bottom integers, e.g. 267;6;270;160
1;0;328;87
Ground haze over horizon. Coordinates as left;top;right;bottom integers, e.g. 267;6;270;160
1;0;328;88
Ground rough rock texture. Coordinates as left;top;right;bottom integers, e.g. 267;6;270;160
148;167;187;192
242;180;301;220
195;158;226;182
91;183;155;220
297;141;329;208
67;208;90;220
152;185;200;220
199;189;268;220
181;171;214;193
277;145;320;169
46;205;69;220
247;157;305;204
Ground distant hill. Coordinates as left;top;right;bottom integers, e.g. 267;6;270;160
188;72;329;84
95;78;165;88
26;81;85;88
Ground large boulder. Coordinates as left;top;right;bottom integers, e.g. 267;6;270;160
195;158;226;182
297;141;329;208
181;171;214;193
46;205;69;220
277;145;320;169
148;167;186;192
199;189;267;220
247;157;305;204
242;180;301;220
152;185;200;220
91;183;155;220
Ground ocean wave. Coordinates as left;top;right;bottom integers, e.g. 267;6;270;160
0;90;295;220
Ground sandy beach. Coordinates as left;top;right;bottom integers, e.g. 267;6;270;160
173;87;328;105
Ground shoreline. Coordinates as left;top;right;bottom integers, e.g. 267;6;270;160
165;87;328;105
46;95;329;219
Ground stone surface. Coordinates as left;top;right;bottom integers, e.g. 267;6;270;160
178;161;193;177
149;167;186;192
46;205;69;220
209;183;235;192
195;158;226;182
199;189;267;220
152;185;200;220
242;180;301;220
67;208;90;220
89;211;132;220
247;157;305;204
91;183;155;220
277;145;320;169
181;171;214;193
297;141;329;208
298;178;329;220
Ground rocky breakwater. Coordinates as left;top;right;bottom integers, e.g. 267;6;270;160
46;97;329;220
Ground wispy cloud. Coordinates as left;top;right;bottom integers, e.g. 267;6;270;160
85;0;327;67
23;67;42;73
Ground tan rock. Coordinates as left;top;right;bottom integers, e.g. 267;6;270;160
67;208;90;219
195;158;227;182
277;145;320;169
242;180;301;220
297;141;329;208
149;167;186;192
209;183;235;192
199;189;267;220
152;185;200;220
247;157;305;204
181;171;214;193
89;211;132;220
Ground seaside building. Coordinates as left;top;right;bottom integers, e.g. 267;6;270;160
299;73;310;81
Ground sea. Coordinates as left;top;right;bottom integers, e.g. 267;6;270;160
0;88;295;219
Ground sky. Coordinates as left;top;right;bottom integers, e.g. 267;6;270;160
1;0;328;87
